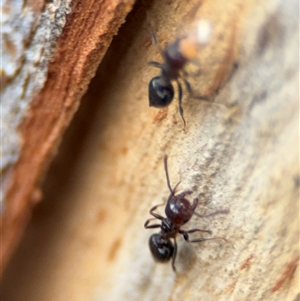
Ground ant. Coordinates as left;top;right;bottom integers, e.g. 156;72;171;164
148;21;216;128
144;155;229;271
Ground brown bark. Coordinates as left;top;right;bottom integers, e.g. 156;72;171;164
2;0;299;300
1;0;135;273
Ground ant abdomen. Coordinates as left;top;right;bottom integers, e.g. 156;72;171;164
149;234;174;262
148;76;174;108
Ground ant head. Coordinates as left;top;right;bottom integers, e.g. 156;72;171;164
149;76;174;108
149;233;173;262
165;193;194;225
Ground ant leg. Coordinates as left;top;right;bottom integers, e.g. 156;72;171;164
171;237;178;272
172;190;193;202
183;78;192;93
182;78;228;108
180;228;212;236
176;80;186;129
180;190;193;197
183;78;209;101
148;25;165;57
194;209;230;218
144;218;163;229
191;198;199;212
148;61;164;69
180;230;227;243
149;203;165;220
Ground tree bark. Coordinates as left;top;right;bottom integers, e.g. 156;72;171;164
2;0;299;300
1;0;135;273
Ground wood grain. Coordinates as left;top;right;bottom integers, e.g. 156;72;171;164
2;0;299;300
1;0;135;273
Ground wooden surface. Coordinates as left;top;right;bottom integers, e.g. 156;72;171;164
1;0;135;272
2;0;299;300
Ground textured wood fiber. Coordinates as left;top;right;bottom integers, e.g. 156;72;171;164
1;0;135;273
2;0;299;300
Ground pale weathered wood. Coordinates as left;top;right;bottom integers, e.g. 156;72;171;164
2;0;299;300
1;0;135;273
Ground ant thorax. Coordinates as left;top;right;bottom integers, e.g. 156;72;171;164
160;218;179;236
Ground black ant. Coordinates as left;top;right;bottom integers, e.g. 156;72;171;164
144;155;229;271
148;23;215;129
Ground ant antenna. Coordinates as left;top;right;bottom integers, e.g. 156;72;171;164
164;155;173;194
146;18;164;57
194;209;230;218
164;155;181;195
